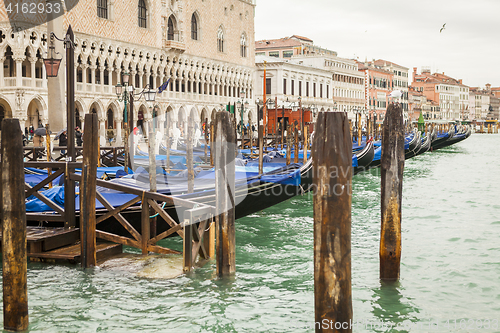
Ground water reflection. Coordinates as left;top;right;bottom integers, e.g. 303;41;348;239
370;280;420;332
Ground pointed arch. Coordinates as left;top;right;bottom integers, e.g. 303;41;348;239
167;15;179;41
191;11;201;41
217;25;224;53
138;0;147;28
240;32;247;58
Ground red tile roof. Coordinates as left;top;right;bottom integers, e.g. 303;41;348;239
255;37;302;50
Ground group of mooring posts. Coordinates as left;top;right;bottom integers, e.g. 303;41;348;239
0;110;240;331
312;103;404;331
2;101;404;330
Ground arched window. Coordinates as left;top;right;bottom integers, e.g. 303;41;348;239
167;16;175;40
138;0;147;28
217;26;224;53
75;108;81;128
107;109;114;129
191;13;198;40
240;33;247;57
97;0;108;19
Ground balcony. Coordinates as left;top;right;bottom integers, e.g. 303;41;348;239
163;40;186;53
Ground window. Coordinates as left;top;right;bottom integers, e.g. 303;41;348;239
240;33;247;57
268;51;279;57
168;16;175;40
291;80;295;95
191;13;198;40
97;0;108;19
299;81;302;96
320;84;323;98
283;78;287;95
256;52;265;56
266;78;271;95
217;26;224;52
326;85;329;99
306;82;309;97
313;82;316;97
138;0;147;28
283;50;293;58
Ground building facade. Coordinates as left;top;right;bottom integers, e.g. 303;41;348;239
0;0;256;144
411;68;469;121
254;55;335;128
357;61;394;122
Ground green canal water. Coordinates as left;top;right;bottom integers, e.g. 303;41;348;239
4;134;500;332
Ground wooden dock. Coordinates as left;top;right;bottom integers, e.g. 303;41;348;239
0;227;122;264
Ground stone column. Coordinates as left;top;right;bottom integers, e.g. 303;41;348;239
81;64;88;85
41;60;46;88
29;57;36;87
0;57;4;88
107;65;113;88
98;117;106;147
152;73;157;89
115;115;123;146
99;65;105;93
89;65;96;93
15;57;23;87
138;70;143;89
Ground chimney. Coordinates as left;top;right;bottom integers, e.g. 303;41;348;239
486;83;491;92
413;67;417;82
459;79;462;84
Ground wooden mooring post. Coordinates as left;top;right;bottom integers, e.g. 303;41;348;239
258;124;264;175
294;126;299;163
286;124;292;165
380;103;405;280
45;123;52;188
80;113;98;268
187;115;194;193
214;111;236;276
312;112;353;331
2;119;29;331
303;126;308;165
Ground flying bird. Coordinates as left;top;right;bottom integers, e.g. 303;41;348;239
440;23;446;33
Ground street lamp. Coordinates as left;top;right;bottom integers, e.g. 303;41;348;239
42;26;77;229
115;71;156;172
43;35;62;77
237;89;247;137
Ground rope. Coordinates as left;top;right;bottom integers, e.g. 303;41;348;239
149;201;166;218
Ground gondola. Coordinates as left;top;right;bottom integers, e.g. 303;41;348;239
26;158;314;237
353;141;375;174
414;132;432;156
430;127;455;150
405;131;422;159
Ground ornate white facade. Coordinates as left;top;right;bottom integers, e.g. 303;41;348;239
0;0;256;144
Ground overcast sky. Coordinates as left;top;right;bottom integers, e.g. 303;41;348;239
255;0;500;88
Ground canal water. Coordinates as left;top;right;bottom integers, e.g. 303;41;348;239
5;134;500;332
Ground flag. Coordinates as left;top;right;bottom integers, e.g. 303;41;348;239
158;78;170;93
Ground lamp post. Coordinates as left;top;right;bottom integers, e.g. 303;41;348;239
115;71;157;173
43;25;76;228
237;89;248;139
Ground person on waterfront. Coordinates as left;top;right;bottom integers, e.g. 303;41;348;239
29;125;34;141
75;127;83;146
33;133;43;147
59;130;67;156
